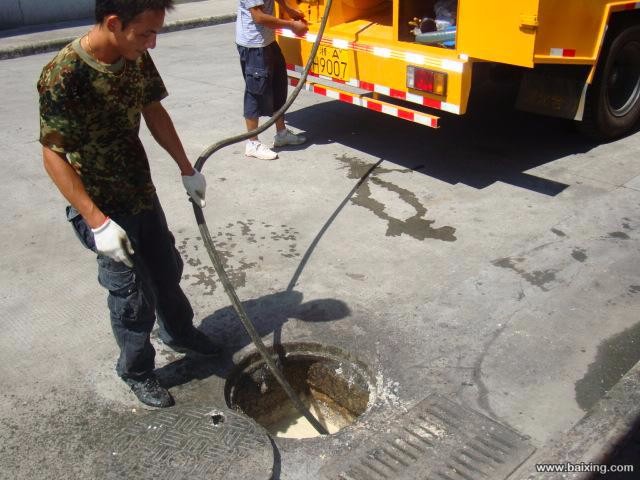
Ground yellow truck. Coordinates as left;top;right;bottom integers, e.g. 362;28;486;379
276;0;640;140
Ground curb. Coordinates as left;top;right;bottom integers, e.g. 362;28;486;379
512;360;640;479
0;13;236;60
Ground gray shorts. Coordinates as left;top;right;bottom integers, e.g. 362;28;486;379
237;42;287;119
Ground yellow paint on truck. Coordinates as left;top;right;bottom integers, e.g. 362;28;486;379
277;0;640;140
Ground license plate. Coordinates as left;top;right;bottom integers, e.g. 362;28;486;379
311;46;350;81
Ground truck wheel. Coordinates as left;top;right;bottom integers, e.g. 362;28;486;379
580;25;640;141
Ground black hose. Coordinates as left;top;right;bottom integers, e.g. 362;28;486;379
191;0;334;436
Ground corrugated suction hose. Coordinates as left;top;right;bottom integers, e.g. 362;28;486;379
191;0;335;436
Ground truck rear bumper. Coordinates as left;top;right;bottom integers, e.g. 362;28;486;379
288;71;441;128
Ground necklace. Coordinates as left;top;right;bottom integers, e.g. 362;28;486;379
85;31;97;58
84;31;127;78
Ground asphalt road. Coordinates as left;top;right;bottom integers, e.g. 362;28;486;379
1;21;639;479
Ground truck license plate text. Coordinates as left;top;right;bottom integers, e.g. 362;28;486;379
312;46;349;81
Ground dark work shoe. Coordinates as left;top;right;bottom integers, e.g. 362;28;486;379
164;329;219;357
125;375;174;408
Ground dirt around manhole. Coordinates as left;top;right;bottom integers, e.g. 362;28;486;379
225;343;375;439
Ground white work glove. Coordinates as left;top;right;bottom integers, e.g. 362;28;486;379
91;218;134;268
182;170;206;208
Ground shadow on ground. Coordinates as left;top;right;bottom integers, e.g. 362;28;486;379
576;320;640;412
597;415;640;478
283;80;612;197
155;290;350;389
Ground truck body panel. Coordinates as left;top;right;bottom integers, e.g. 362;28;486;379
457;0;539;67
277;1;640;138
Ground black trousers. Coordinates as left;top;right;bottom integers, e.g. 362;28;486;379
68;195;194;379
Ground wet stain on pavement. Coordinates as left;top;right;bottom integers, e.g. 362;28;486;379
608;231;630;240
575;321;640;411
492;257;558;291
571;247;587;263
346;273;366;281
179;236;255;294
472;324;508;419
177;221;300;294
337;154;456;242
337;154;412;179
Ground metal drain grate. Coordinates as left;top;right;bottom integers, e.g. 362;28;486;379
321;394;535;480
106;406;273;480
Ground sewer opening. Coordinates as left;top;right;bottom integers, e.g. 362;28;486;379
225;344;373;439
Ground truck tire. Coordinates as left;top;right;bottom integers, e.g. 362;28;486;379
580;25;640;141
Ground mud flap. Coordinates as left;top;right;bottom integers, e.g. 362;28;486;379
516;64;591;120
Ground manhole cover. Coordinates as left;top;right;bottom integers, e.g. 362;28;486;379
106;406;273;479
320;394;535;480
226;342;374;439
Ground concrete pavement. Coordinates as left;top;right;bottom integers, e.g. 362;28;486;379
1;14;640;480
0;0;237;59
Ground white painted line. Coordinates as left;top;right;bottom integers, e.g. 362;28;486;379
441;102;460;114
415;115;434;127
381;105;397;116
333;39;349;49
441;59;464;73
374;85;391;96
405;53;425;65
406;92;425;104
373;47;392;58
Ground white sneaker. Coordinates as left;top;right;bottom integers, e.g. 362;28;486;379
273;128;307;147
245;140;278;160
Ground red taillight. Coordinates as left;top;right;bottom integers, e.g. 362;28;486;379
407;66;447;96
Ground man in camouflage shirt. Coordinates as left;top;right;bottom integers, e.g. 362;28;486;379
38;0;217;408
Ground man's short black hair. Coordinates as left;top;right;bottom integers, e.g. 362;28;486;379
95;0;175;28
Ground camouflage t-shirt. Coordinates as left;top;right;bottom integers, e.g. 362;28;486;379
38;38;168;216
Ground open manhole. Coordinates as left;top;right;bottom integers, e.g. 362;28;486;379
225;343;374;439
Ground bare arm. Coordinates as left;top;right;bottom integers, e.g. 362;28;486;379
250;3;308;36
275;0;306;21
42;146;107;229
142;101;194;176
